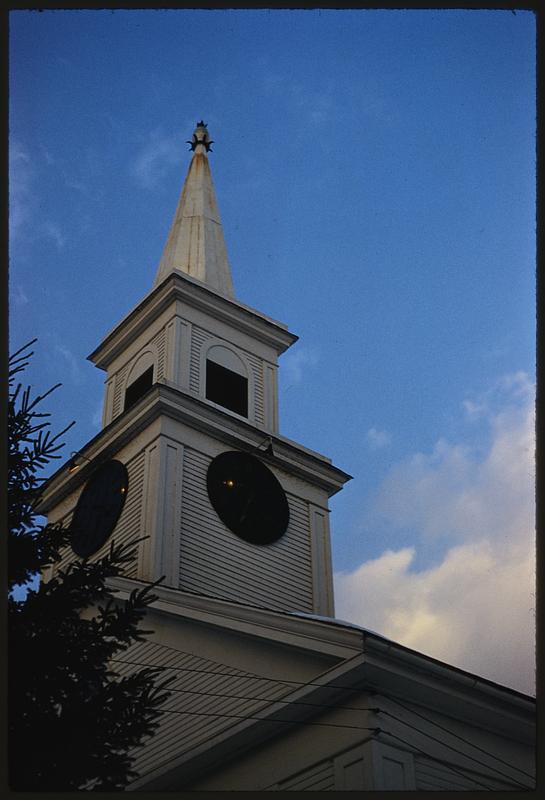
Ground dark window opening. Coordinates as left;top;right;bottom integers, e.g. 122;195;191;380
124;366;154;411
206;360;248;417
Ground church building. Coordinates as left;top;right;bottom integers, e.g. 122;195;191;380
38;122;535;791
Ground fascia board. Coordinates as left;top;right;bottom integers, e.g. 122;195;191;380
360;635;535;742
126;590;535;791
107;575;363;660
37;385;351;512
155;386;352;493
88;272;298;369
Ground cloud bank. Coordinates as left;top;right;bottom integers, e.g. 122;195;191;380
334;373;535;695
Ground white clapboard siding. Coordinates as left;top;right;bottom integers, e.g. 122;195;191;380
414;756;515;791
52;450;146;578
179;448;314;612
118;638;294;786
272;760;335;791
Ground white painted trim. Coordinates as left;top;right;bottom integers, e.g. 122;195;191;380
124;345;158;390
263;362;278;433
102;377;115;427
334;744;373;790
369;740;416;790
89;271;297;370
137;434;183;585
158;438;183;588
166;317;192;391
310;506;334;617
138;439;161;581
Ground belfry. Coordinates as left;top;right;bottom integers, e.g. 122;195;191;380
39;123;535;791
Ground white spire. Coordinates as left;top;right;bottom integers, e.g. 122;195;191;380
153;121;235;298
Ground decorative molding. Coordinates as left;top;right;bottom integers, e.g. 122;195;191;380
368;741;416;790
166;316;192;390
102;377;115;427
89;271;298;371
138;436;183;585
310;507;334;617
263;362;278;433
36;386;351;514
334;744;372;790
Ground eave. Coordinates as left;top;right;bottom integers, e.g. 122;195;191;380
88;270;298;370
36;383;352;514
114;578;535;791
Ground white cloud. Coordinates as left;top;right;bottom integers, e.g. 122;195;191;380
281;346;319;388
11;284;29;307
132;129;182;189
41;222;66;250
334;373;535;695
55;344;83;385
91;400;103;429
9;142;33;238
366;426;392;450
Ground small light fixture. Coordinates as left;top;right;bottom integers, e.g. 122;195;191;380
68;451;92;473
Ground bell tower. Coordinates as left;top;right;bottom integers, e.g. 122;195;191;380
39;122;351;616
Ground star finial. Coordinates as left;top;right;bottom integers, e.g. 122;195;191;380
186;120;214;152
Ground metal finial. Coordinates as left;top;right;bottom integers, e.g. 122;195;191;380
187;120;214;152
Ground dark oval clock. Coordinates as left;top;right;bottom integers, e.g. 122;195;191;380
207;451;289;545
71;460;129;558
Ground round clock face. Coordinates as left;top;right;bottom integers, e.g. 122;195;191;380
207;451;289;545
71;460;129;558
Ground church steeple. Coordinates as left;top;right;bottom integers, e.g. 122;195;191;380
153;121;235;298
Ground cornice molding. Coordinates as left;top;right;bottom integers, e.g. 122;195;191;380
117;577;534;790
37;383;352;512
89;271;298;370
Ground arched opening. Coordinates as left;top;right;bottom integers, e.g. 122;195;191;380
205;345;248;417
124;351;155;411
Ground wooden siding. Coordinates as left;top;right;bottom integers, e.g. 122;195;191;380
246;350;265;424
271;760;335;791
112;363;130;419
52;450;146;578
119;639;294;787
189;325;209;392
414;756;516;791
180;448;314;612
153;327;167;382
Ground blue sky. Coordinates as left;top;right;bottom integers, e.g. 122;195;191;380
9;9;535;693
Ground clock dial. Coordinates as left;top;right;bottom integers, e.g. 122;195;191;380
207;451;289;545
71;460;129;558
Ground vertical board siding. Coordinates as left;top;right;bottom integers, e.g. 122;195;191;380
272;760;335;791
51;450;146;578
180;448;314;611
120;639;293;785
